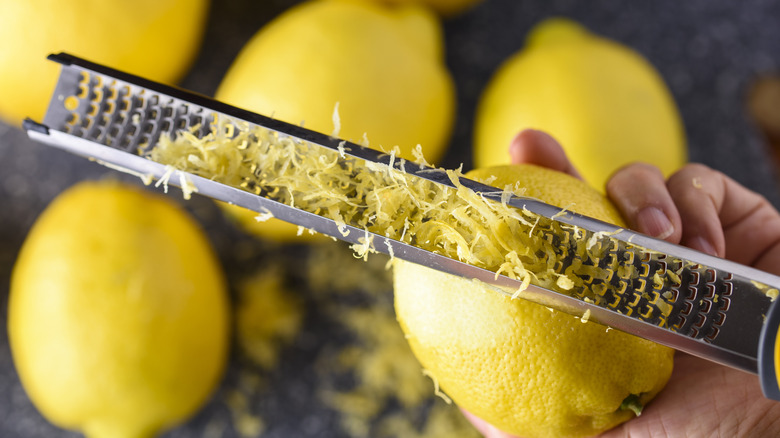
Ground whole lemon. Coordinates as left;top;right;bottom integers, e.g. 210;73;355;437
9;181;229;438
215;0;455;241
474;18;687;191
0;0;208;126
394;164;674;438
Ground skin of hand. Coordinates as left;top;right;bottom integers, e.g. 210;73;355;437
462;129;780;437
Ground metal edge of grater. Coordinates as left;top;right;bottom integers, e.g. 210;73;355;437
23;52;780;375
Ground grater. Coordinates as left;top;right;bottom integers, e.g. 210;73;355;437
22;53;780;400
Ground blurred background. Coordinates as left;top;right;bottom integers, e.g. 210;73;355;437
1;0;779;436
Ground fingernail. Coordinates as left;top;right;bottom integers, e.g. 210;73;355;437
689;236;717;256
636;207;674;240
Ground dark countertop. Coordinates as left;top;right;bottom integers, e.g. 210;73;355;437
2;0;779;436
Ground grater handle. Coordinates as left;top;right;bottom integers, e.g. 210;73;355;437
760;298;780;400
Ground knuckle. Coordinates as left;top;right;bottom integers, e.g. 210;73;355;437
668;163;721;193
607;162;663;193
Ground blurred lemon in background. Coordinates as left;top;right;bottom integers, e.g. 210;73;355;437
362;0;484;17
216;0;455;241
9;181;229;438
394;164;674;438
0;0;209;126
474;18;686;190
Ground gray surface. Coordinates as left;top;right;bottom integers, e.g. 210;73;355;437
2;0;780;436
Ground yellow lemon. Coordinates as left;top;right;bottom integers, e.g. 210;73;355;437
0;0;208;126
474;18;687;191
362;0;484;17
394;164;674;438
215;0;455;241
9;181;229;438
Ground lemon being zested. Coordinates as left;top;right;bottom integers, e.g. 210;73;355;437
9;181;229;438
394;164;674;438
474;18;687;191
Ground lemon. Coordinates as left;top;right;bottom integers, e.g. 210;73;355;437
363;0;484;17
0;0;208;126
394;164;674;438
474;18;687;191
9;181;229;438
215;0;454;241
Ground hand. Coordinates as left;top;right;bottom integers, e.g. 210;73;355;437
463;129;780;437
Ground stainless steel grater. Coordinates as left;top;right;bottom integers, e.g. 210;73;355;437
23;53;780;400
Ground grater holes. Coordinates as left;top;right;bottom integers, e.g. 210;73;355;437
719;296;731;312
704;283;716;299
160;120;171;132
700;299;712;314
705;326;720;342
163;106;173;118
176;118;187;130
108;125;120;139
88;103;99;116
91;87;103;104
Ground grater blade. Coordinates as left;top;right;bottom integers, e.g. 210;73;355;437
25;52;780;375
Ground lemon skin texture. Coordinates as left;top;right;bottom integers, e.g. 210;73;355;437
215;0;455;242
9;181;229;438
0;0;208;126
394;164;674;438
474;18;687;191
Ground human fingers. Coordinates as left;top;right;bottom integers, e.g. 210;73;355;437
508;129;583;180
666;164;780;273
460;409;519;438
606;163;683;243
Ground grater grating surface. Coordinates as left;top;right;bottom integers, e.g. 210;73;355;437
27;53;780;374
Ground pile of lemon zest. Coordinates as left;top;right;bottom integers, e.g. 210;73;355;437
147;117;674;321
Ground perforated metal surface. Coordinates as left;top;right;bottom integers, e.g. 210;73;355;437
30;53;780;374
